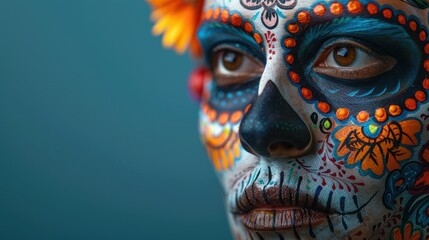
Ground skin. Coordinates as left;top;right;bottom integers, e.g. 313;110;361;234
196;0;429;239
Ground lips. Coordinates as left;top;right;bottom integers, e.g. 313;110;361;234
230;174;336;231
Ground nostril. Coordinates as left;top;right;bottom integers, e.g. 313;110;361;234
268;141;294;157
268;141;311;158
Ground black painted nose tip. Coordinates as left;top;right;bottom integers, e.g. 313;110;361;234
239;80;312;158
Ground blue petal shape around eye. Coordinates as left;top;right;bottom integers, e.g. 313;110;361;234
347;89;360;97
374;86;388;97
354;87;375;97
389;80;402;95
327;89;340;94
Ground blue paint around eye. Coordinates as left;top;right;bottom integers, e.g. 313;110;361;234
391;81;402;95
301;17;413;52
373;87;388;97
197;22;265;63
354;87;375;97
347;90;360;97
327;89;340;94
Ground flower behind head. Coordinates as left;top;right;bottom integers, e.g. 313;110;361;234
147;0;204;57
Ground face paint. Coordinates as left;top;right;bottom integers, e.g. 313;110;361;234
196;0;429;239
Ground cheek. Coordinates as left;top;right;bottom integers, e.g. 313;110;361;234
198;106;243;172
198;80;256;173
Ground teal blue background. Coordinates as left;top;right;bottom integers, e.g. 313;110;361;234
0;1;230;239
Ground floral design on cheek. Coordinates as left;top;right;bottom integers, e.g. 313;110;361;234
391;222;423;240
199;103;248;172
240;0;297;29
334;119;422;177
282;0;429;123
199;79;256;172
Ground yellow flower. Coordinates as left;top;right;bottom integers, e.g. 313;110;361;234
147;0;204;56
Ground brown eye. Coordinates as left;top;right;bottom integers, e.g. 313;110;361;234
313;41;396;80
333;46;356;67
222;50;244;71
210;46;264;86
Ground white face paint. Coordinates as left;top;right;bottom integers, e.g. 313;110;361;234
197;0;429;239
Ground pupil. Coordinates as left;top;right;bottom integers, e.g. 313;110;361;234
333;46;356;67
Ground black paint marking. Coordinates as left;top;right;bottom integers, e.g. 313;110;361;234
292;209;301;240
263;166;273;205
295;176;303;206
326;191;333;212
340;196;348;230
276;232;284;240
249;230;254;240
353;195;364;223
308;212;316;238
342;216;348;230
327;215;334;232
252;169;261;204
246;172;253;188
279;171;285;205
235;189;246;213
357;211;363;223
303;194;308;208
339;192;377;215
312;186;323;208
352;195;359;208
245;187;253;208
272;210;276;231
256;232;264;240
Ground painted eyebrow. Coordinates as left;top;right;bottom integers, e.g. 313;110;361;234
300;17;413;51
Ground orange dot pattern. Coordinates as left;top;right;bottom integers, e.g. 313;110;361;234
202;8;265;51
336;108;350;121
283;0;429;123
357;111;370;123
201;102;246;126
200;102;245;172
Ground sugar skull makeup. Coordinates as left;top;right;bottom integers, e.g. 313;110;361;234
149;0;429;239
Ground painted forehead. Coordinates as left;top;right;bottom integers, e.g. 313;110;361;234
202;0;427;21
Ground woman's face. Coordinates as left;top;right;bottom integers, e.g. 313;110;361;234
197;0;429;239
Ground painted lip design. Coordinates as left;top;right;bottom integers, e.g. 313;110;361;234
231;174;335;232
230;169;376;233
